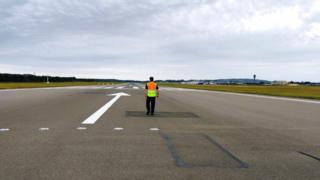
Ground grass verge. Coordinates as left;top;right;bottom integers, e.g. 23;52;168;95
159;83;320;100
0;82;118;90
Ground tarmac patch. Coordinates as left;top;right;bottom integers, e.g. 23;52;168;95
126;111;199;118
160;132;248;168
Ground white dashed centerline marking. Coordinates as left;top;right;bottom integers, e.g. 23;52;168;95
39;128;49;131
114;127;124;131
0;128;10;132
0;127;162;132
133;86;139;89
149;128;160;131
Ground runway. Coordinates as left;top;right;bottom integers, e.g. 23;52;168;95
0;84;320;180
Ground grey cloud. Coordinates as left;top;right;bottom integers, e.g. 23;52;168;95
0;0;320;81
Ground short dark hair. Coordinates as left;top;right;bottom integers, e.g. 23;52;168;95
149;76;154;81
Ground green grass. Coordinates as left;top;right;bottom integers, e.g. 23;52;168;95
159;83;320;100
0;82;118;90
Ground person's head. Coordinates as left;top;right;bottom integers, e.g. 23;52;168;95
149;76;154;81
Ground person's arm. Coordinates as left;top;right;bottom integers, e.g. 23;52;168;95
145;84;148;97
156;85;159;98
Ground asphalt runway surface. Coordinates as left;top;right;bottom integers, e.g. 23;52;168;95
1;84;320;180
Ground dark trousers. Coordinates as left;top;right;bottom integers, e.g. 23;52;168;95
146;97;156;113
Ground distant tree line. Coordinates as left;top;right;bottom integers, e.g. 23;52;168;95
289;81;320;86
0;73;118;82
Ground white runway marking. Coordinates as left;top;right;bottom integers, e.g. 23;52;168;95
0;128;10;132
0;86;103;92
116;86;125;89
133;86;139;89
149;128;160;131
77;127;87;130
114;127;124;131
82;92;130;125
209;90;320;104
39;128;49;131
104;86;113;89
163;87;320;104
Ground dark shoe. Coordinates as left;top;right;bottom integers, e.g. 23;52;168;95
151;112;154;116
146;112;150;115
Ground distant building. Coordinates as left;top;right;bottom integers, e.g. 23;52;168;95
288;83;299;86
180;79;271;85
181;81;201;85
272;81;288;85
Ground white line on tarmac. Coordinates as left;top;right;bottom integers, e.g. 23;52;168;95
163;87;320;104
39;128;49;131
104;86;113;89
133;86;139;89
210;90;320;104
0;86;103;92
114;127;124;131
0;128;10;132
116;86;125;89
82;92;130;125
149;128;160;131
77;127;87;130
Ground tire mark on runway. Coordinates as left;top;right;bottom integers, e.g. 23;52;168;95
298;151;320;162
160;132;249;168
201;133;249;168
159;132;186;167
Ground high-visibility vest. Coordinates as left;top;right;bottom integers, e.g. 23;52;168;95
147;82;157;97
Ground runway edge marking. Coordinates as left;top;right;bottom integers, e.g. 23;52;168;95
163;87;320;104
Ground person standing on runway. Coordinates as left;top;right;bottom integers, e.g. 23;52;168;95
145;76;159;115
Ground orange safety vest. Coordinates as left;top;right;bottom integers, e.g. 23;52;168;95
147;82;157;97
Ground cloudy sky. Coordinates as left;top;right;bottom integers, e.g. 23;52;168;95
0;0;320;81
